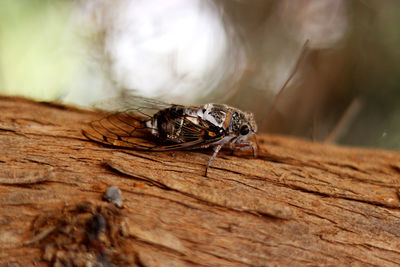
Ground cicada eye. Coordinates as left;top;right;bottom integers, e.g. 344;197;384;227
239;125;249;135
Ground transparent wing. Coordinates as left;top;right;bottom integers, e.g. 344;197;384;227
82;108;225;151
82;111;156;150
92;93;177;116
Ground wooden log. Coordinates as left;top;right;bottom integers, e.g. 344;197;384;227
0;96;400;266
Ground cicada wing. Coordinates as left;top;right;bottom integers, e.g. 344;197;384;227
147;111;226;150
92;94;177;116
82;111;157;150
83;106;225;151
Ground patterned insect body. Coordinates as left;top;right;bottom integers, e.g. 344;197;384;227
83;97;258;176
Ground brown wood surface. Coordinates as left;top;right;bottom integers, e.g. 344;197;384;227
1;96;400;266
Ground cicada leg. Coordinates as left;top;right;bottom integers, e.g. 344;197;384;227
252;134;259;157
204;144;223;177
230;141;258;157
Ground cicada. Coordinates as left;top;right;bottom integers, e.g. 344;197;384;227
82;96;258;176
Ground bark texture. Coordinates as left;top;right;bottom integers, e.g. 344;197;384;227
1;96;400;266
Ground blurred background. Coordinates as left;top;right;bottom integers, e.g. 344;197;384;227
1;0;399;149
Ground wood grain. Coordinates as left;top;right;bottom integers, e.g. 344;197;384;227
0;96;400;266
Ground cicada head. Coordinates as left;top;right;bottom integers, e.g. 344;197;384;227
230;109;257;143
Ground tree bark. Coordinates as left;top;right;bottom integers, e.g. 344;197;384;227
0;96;400;266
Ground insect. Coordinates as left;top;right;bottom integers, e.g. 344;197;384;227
82;96;258;176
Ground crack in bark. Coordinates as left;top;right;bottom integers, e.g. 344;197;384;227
260;154;400;188
107;160;291;220
288;183;400;210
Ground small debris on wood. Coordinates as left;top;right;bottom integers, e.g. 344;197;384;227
103;186;124;208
